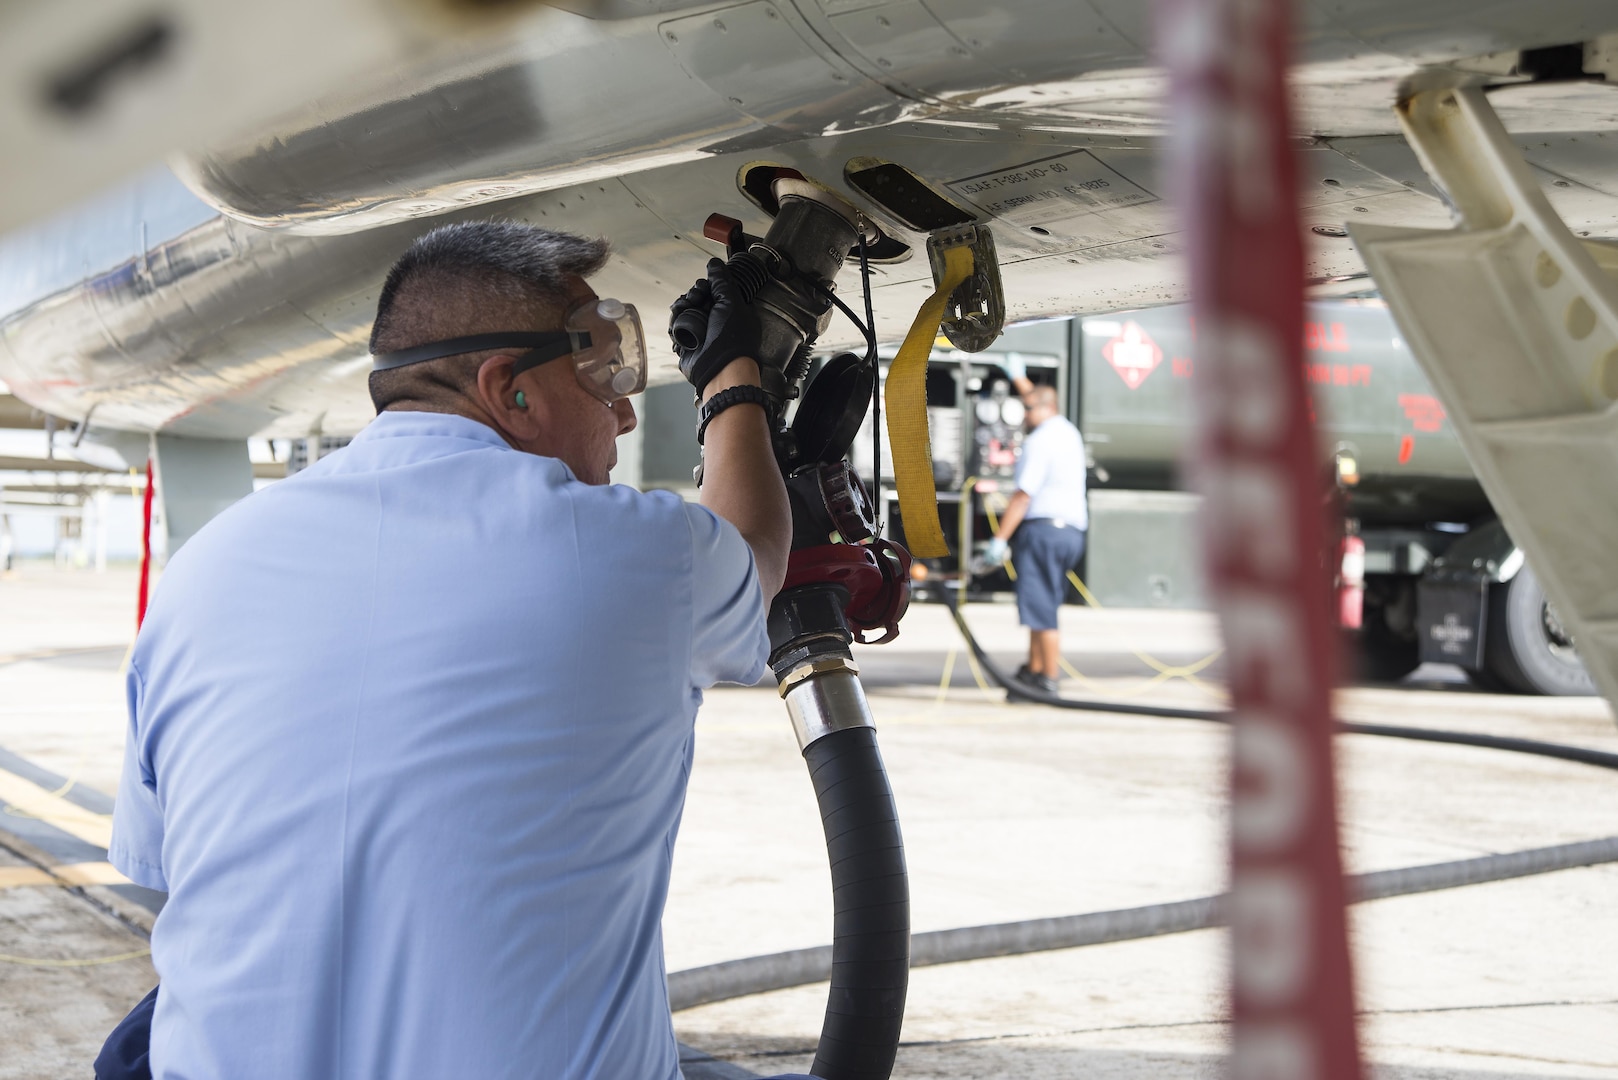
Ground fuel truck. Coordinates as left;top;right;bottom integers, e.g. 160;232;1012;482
850;298;1594;696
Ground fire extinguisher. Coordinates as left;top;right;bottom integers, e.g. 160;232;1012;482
1337;526;1365;630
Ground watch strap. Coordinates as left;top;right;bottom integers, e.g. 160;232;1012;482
697;385;772;445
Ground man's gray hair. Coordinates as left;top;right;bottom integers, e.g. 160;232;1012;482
370;221;610;355
366;222;610;412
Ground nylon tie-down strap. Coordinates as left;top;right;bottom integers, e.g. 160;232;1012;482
883;244;974;559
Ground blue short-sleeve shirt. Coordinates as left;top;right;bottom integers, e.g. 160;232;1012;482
1014;414;1088;528
109;411;768;1080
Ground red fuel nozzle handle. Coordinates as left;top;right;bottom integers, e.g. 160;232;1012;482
703;213;748;257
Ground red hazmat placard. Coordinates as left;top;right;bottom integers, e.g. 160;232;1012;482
1103;320;1165;389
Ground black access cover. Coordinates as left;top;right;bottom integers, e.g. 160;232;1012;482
791;352;875;466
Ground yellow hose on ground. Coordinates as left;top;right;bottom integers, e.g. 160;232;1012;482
0;947;149;968
935;648;957;705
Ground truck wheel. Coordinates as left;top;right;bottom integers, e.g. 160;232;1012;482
1481;566;1596;695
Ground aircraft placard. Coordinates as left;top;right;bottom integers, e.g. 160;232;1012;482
947;150;1156;235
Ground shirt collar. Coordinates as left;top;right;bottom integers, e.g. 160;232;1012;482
350;410;513;451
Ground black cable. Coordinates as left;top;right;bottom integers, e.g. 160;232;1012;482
806;254;883;527
943;588;1618;772
818;288;875;352
858;235;881;530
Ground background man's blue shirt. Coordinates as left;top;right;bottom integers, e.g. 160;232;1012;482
110;411;768;1080
1015;415;1088;528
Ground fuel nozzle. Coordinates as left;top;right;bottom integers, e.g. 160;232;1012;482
685;178;875;409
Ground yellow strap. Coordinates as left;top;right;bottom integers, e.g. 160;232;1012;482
885;245;974;558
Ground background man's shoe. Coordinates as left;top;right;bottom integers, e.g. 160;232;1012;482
1013;664;1060;696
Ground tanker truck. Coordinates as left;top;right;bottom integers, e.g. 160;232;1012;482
852;298;1594;696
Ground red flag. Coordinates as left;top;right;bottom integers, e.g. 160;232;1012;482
137;457;154;629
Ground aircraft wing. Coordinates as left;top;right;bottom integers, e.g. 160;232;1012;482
3;0;1618;439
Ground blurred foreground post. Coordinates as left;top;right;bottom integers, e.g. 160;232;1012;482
1157;0;1366;1075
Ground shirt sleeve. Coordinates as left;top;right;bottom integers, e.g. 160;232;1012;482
1015;427;1052;499
108;661;168;892
686;503;770;689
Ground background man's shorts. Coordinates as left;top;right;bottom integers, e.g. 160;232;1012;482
1010;519;1087;631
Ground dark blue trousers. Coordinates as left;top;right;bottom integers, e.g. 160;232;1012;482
1010;519;1087;630
95;985;155;1080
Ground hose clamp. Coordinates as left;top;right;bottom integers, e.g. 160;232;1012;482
778;662;875;752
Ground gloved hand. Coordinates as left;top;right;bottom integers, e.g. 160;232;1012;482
1002;355;1027;383
670;259;763;394
985;537;1009;565
668;278;712;357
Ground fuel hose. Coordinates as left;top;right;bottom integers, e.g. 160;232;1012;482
802;725;908;1079
772;588;910;1080
667;832;1618;1013
943;587;1618;770
667;598;1618;1020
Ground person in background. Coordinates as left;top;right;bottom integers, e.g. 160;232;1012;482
984;355;1088;696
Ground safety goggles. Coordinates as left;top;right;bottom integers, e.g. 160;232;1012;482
370;298;647;405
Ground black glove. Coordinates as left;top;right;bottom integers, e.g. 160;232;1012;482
669;259;763;394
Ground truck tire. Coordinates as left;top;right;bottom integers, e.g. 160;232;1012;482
1482;566;1595;696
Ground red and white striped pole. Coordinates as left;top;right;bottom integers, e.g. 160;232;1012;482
1157;0;1365;1076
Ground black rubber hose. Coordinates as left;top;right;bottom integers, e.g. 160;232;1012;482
944;591;1618;772
943;593;1225;721
1337;720;1618;770
803;725;909;1080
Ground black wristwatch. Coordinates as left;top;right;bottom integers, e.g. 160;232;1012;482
697;385;772;445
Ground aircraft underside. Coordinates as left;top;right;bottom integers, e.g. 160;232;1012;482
3;0;1618;440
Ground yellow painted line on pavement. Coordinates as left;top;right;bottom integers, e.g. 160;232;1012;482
0;861;128;891
0;866;54;889
0;770;113;849
52;861;130;887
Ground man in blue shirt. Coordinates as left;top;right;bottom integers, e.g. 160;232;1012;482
107;222;794;1079
984;359;1088;695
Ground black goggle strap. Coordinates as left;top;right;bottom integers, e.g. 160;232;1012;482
371;331;592;374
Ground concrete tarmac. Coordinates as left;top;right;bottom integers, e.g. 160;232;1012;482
2;564;1616;1078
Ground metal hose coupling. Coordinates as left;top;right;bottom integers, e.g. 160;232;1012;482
779;656;874;752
